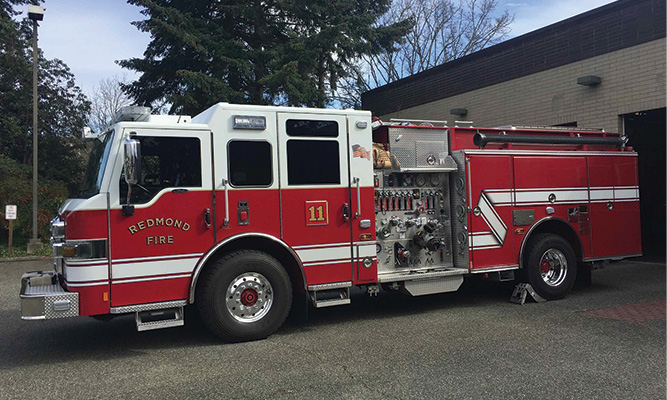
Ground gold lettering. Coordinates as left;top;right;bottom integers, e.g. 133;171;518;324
147;236;155;245
130;218;189;236
159;236;166;244
167;236;173;244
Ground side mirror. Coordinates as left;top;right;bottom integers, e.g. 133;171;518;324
123;139;141;216
124;139;141;185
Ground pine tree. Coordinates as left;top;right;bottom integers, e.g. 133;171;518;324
0;0;91;193
120;0;410;113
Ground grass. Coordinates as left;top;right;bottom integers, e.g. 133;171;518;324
0;239;51;258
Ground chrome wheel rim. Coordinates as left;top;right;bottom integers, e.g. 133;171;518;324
539;248;568;287
225;272;273;323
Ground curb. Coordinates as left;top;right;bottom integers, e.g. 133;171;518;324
0;256;50;262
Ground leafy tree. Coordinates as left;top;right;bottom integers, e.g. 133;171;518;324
365;0;513;87
0;0;91;241
0;155;68;242
120;0;411;113
88;74;134;132
330;0;513;108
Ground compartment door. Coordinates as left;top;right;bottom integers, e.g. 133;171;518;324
612;155;641;256
467;155;515;269
588;156;616;257
277;113;354;285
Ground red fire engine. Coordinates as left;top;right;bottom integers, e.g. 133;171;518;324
20;104;641;342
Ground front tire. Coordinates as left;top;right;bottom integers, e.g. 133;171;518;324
524;234;577;300
197;250;292;342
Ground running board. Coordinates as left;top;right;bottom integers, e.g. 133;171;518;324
135;306;184;331
401;275;464;296
377;268;468;283
309;287;351;308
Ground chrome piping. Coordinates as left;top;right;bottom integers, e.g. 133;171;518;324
463;149;638;157
188;232;306;303
518;216;584;269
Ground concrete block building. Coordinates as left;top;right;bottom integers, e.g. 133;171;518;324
362;0;666;258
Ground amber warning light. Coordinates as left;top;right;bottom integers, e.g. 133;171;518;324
233;115;266;130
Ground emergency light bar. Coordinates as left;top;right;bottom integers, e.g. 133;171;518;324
114;106;151;123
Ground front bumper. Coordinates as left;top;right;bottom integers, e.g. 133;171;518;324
20;271;79;320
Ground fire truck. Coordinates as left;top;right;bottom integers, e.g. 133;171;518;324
20;104;641;342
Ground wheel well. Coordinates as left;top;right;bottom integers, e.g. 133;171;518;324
191;235;306;304
521;218;584;268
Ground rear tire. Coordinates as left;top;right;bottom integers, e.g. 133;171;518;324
197;250;292;342
524;234;577;300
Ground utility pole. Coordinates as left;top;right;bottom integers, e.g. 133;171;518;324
27;4;44;254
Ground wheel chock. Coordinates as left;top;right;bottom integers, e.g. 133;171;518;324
510;283;547;304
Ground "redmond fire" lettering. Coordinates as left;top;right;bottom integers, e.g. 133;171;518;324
127;217;191;235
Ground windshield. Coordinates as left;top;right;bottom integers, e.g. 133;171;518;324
79;130;114;198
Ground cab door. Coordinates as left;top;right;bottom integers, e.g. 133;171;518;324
277;113;354;285
110;128;214;306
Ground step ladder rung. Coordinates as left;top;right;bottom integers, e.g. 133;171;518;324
309;287;351;308
135;306;184;332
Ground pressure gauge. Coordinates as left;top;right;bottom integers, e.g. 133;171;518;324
415;174;426;187
402;174;413;187
430;174;441;186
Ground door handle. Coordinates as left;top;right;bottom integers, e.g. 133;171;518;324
353;177;361;218
204;208;211;229
342;203;350;221
222;179;230;226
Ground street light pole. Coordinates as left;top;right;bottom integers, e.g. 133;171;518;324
27;5;44;254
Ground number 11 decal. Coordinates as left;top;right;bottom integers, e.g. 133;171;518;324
305;200;329;226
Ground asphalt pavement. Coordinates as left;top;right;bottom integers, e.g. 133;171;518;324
0;258;664;399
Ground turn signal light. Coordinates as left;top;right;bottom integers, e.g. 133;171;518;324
359;233;372;241
61;245;77;257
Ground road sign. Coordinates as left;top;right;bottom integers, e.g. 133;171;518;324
5;205;17;220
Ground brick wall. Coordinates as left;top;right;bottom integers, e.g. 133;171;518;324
378;38;666;133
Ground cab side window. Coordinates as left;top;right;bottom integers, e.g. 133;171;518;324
228;140;272;187
120;136;202;204
286;119;340;185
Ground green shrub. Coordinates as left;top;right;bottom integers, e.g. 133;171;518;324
0;155;68;242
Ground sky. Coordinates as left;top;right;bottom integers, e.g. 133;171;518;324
15;0;617;97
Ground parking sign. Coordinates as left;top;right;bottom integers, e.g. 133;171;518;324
5;205;16;220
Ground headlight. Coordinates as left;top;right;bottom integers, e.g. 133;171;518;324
53;240;107;259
